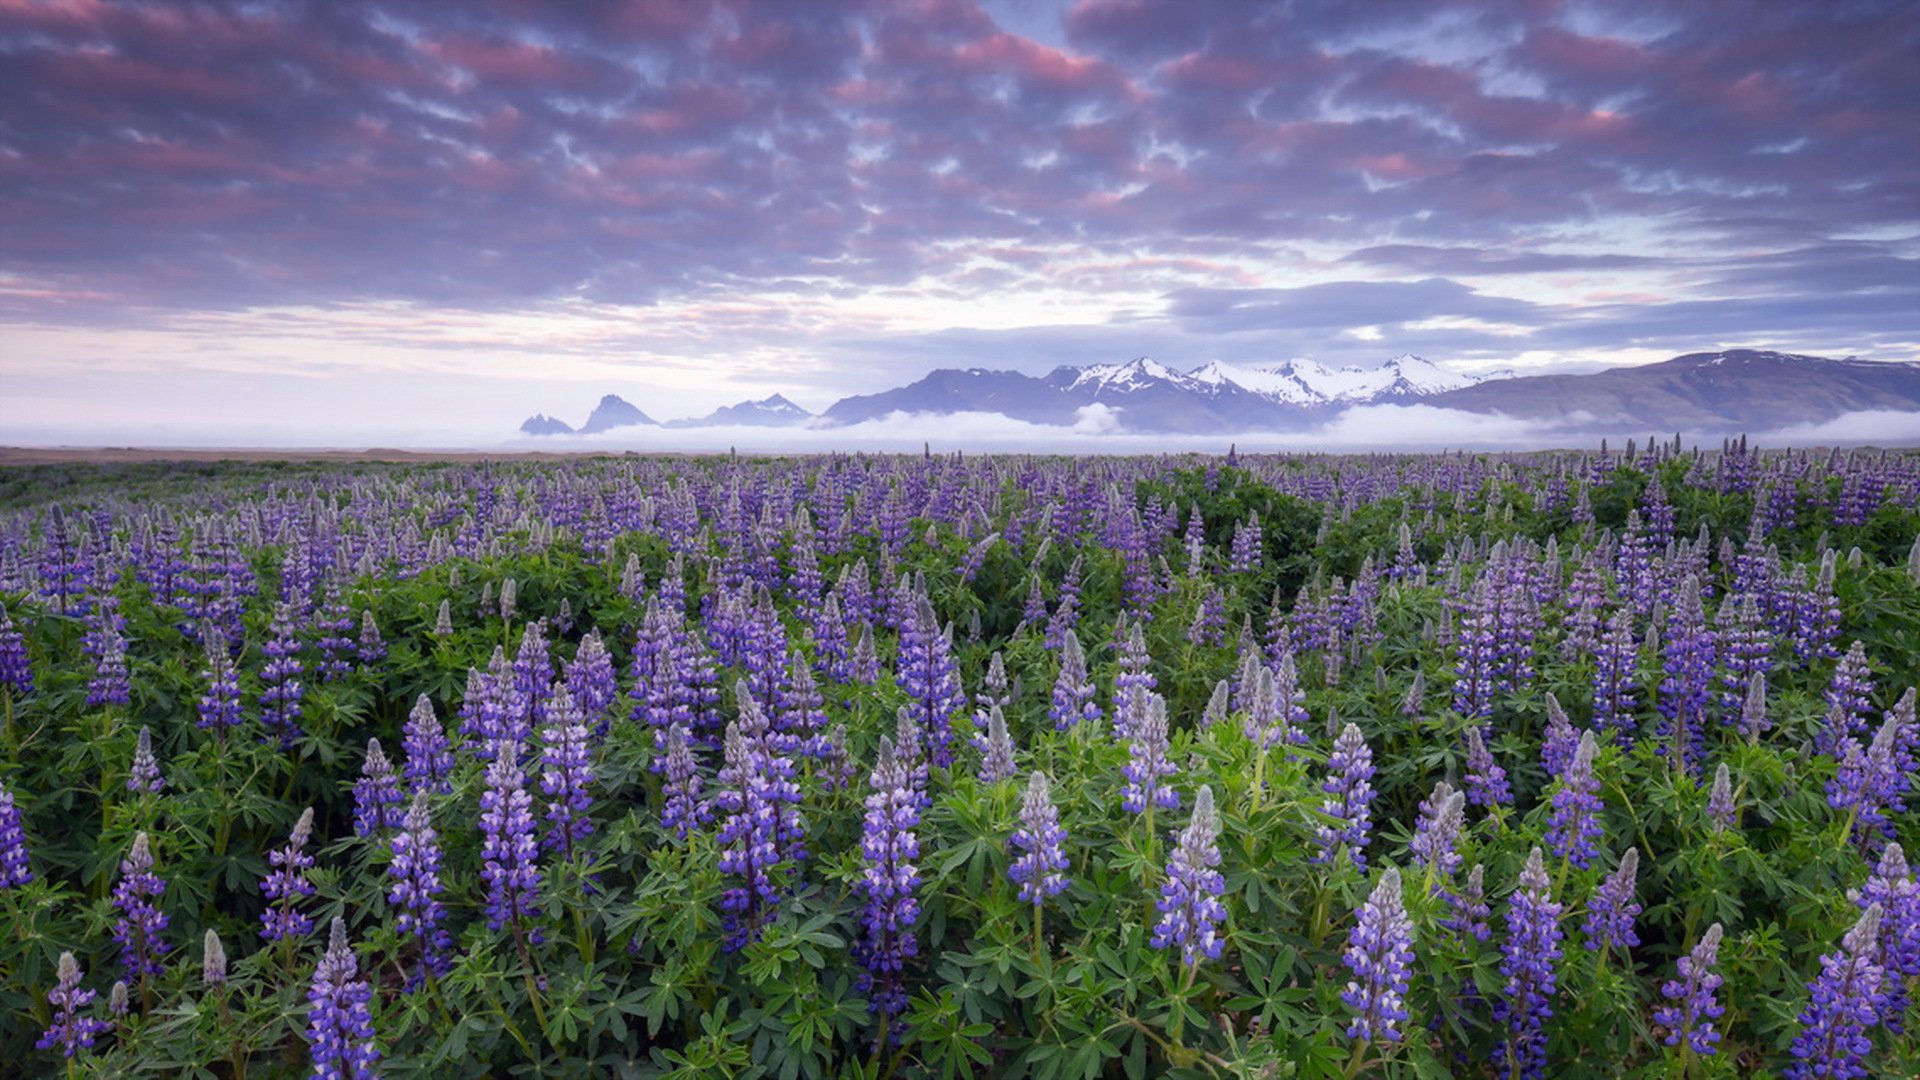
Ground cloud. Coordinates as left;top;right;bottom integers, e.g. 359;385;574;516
1754;410;1920;446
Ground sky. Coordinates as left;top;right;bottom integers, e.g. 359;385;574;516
2;0;1917;446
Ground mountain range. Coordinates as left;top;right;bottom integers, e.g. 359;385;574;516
519;350;1920;438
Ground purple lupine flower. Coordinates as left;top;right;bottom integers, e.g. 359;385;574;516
313;584;355;682
1540;693;1578;779
432;599;453;639
1187;586;1228;648
112;831;170;980
352;739;403;839
978;704;1017;785
261;807;317;943
1440;862;1491;943
196;627;243;734
1786;905;1884;1080
1049;629;1100;730
388;791;450;989
1590;608;1640;746
1341;867;1414;1045
1656;576;1716;776
1583;847;1641;952
1112;619;1156;740
401;695;453;795
36;952;108;1060
307;917;379;1080
855;735;921;1039
1829;716;1903;850
1009;770;1070;906
1821;642;1876;758
86;609;131;707
259;600;306;750
896;595;963;767
775;648;829;759
1465;724;1511;809
1228;512;1263;572
1121;689;1180;815
1452;578;1500;721
1546;732;1605;869
1044;554;1085;651
0;601;32;696
1314;722;1376;870
715;721;780;950
1718;593;1771;716
1410;781;1466;884
127;725;164;794
1854;841;1920;1033
850;622;880;685
564;629;618;737
1708;764;1737;832
1494;848;1563;1080
356;610;386;667
1202;678;1231;730
1151;785;1228;970
820;722;859;791
0;779;31;888
538;685;594;860
479;752;543;942
1654;923;1725;1057
658;723;709;838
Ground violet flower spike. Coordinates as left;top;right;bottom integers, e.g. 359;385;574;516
261;807;317;943
1786;905;1884;1080
1341;868;1414;1045
1008;770;1070;906
306;917;380;1080
1653;923;1725;1057
112;831;170;980
0;779;34;888
1494;848;1562;1080
37;951;109;1060
1583;848;1642;953
1150;785;1228;970
127;725;165;794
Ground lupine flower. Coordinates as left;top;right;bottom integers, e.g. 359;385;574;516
1121;689;1180;815
1540;694;1577;779
1;780;33;889
820;722;859;791
1465;724;1511;809
1584;847;1641;952
1151;785;1228;970
108;980;128;1019
1786;905;1884;1080
564;630;619;736
1654;923;1725;1056
0;601;32;696
36;952;108;1060
196;628;244;734
978;704;1017;784
479;753;543;942
1854;841;1920;1033
1049;629;1100;730
352;739;403;838
1546;732;1605;869
432;599;453;638
86;610;131;707
538;685;594;860
1410;781;1466;883
356;610;386;666
203;929;228;987
1341;867;1414;1044
1112;619;1156;740
1442;862;1493;943
1738;674;1771;741
401;695;453;795
1201;678;1230;730
1494;848;1563;1080
1591;609;1641;746
1314;722;1376;869
260;600;306;750
388;791;450;988
1821;642;1876;758
307;917;379;1080
1009;770;1070;906
855;735;921;1038
896;596;962;767
1656;577;1716;776
261;808;317;943
714;686;807;950
1708;764;1737;832
112;831;170;980
658;723;709;838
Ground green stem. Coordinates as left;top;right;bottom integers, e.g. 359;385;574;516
1342;1038;1370;1079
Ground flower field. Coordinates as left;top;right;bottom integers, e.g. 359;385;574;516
3;444;1920;1078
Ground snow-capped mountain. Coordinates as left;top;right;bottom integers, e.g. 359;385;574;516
516;350;1919;438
